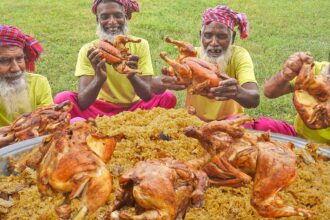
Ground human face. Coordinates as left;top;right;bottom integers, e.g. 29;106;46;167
0;46;26;82
201;22;232;58
96;1;127;36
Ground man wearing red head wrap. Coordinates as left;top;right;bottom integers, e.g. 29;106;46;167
0;25;53;131
54;0;176;121
152;5;296;136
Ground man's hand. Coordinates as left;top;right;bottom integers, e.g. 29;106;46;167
206;78;239;101
126;55;139;70
281;52;314;81
151;67;187;94
0;126;14;147
87;47;107;82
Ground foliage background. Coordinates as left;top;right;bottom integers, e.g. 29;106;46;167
1;0;330;122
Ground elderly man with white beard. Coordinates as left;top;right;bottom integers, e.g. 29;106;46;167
54;0;176;120
152;5;298;136
0;25;53;127
153;5;259;119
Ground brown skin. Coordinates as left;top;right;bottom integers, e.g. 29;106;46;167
78;1;152;110
152;22;259;108
0;46;25;80
263;52;314;98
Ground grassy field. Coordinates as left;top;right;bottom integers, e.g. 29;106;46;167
2;0;330;122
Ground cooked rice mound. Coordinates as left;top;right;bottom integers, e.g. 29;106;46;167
0;108;329;219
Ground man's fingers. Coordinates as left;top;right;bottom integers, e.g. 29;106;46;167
128;55;139;62
161;76;177;83
0;133;15;147
163;83;186;90
299;52;314;64
216;78;238;87
0;126;12;133
96;59;106;71
215;97;230;101
126;61;138;69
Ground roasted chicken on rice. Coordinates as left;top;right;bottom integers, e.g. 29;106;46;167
186;116;312;218
35;120;117;219
0;100;72;148
107;155;210;220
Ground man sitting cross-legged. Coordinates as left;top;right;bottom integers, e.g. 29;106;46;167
152;5;296;136
54;0;176;120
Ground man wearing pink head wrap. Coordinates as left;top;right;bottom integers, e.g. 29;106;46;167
54;0;176;120
152;5;297;136
0;25;53;128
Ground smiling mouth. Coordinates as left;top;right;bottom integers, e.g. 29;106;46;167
207;49;222;57
106;27;119;34
5;73;23;82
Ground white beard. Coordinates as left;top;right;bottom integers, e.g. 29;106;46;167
96;22;129;41
200;39;233;73
0;72;31;120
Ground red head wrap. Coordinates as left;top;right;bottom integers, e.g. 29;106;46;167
202;5;249;40
0;25;43;72
91;0;139;20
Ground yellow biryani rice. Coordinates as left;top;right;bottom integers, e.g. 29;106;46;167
0;108;329;219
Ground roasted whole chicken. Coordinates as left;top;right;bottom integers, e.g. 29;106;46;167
96;35;142;75
37;120;116;219
293;63;330;129
107;156;209;220
160;36;222;94
0;101;72;148
185;116;312;218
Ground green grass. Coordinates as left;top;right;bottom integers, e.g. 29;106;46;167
2;0;330;123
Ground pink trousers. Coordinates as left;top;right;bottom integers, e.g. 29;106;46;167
54;90;176;120
226;115;297;136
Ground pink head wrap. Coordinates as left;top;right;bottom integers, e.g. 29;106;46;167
91;0;139;20
0;25;43;72
202;5;249;40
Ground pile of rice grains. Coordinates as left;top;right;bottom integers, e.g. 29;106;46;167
0;108;329;219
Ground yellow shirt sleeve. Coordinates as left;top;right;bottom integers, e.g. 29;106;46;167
227;46;257;85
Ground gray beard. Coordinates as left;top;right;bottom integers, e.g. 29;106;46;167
200;40;233;73
0;72;31;120
96;22;129;41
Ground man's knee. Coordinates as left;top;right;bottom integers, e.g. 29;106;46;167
54;91;78;104
158;90;177;108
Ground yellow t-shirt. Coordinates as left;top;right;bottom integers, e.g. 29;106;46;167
292;61;330;144
0;73;53;126
75;36;154;107
186;45;257;121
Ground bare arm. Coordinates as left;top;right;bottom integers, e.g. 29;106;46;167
206;78;260;108
122;55;152;101
127;74;152;101
77;48;107;110
263;72;293;98
263;52;314;99
235;82;260;108
78;75;105;110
